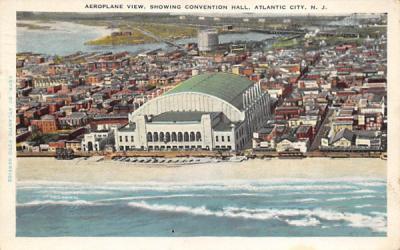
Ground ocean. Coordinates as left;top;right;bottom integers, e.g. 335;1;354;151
16;178;386;237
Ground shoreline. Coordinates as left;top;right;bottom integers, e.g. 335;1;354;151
17;157;386;184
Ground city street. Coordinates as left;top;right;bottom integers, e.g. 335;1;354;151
309;108;335;151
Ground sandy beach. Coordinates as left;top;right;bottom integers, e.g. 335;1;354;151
16;157;386;184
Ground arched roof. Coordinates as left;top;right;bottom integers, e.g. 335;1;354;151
165;73;253;110
132;91;245;122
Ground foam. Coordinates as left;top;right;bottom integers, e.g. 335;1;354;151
98;194;210;202
370;212;387;217
43;195;79;200
127;201;387;232
52;184;358;193
326;195;377;201
352;189;377;194
39;190;112;195
18;199;98;207
352;181;386;187
285;217;321;227
355;204;373;208
294;198;319;203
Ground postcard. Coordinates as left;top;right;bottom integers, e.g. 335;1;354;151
1;0;400;249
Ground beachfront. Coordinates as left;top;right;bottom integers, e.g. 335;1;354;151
17;157;386;184
16;157;388;237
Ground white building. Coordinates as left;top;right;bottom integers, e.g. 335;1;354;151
81;129;115;152
276;138;309;153
198;29;219;52
114;73;271;152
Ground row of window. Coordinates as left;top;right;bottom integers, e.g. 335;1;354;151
236;126;245;140
147;132;202;142
119;135;134;143
117;145;233;151
119;133;234;144
215;135;230;142
149;145;203;150
119;145;207;151
96;134;107;138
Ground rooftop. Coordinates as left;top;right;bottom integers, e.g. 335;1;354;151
41;114;56;120
213;120;233;132
296;125;312;133
151;111;220;123
331;128;355;144
119;123;136;132
165;73;253;110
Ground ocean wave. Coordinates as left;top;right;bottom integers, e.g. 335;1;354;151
43;195;79;200
294;198;319;203
280;189;378;198
228;193;272;197
39;190;113;195
98;194;210;202
355;204;373;208
284;217;321;227
101;177;386;186
128;201;277;221
18;199;98;207
326;195;377;201
34;184;357;193
128;201;386;232
352;189;377;194
98;193;272;203
370;212;386;217
352;181;386;187
224;207;386;233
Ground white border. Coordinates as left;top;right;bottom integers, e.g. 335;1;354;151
1;0;399;249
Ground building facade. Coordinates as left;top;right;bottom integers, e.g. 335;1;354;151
30;114;59;133
81;129;115;152
114;73;271;152
198;29;219;52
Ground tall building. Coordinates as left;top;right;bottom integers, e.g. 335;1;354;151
198;29;219;52
114;73;271;152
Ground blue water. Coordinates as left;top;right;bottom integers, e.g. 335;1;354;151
16;178;386;236
17;21;167;56
17;21;276;56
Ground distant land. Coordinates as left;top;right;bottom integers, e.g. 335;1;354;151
85;23;197;46
17;22;51;30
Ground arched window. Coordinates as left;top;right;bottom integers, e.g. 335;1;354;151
196;132;202;141
87;141;93;151
190;132;195;141
147;132;153;142
165;132;171;142
178;132;183;142
184;132;189;142
159;132;165;142
172;132;177;142
153;132;158;142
